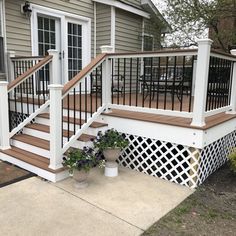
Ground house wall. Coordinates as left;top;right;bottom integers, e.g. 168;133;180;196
4;0;94;56
115;8;142;52
96;3;111;54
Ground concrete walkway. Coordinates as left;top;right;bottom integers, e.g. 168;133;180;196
0;167;193;236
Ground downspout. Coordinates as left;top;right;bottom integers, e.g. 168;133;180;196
94;1;97;58
111;6;115;52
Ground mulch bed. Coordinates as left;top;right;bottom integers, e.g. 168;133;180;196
0;161;35;188
142;164;236;236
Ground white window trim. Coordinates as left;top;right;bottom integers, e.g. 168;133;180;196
142;33;154;51
92;0;150;18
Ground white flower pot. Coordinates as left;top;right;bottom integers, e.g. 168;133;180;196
103;148;121;177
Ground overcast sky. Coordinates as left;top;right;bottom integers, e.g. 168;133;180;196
151;0;208;47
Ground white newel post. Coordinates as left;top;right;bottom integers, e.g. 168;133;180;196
101;46;113;112
0;82;10;150
191;39;213;127
7;51;15;83
48;50;60;84
228;50;236;114
49;84;63;170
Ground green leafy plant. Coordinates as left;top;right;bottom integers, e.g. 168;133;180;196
93;129;129;151
62;147;103;175
228;148;236;174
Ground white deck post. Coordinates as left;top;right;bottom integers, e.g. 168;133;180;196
48;84;63;170
101;46;113;112
48;50;60;84
7;51;15;83
228;50;236;114
0;82;10;150
191;39;213;127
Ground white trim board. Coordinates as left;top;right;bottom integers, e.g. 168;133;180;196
92;0;150;18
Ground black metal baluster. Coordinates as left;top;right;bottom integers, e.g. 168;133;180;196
73;88;76;135
85;77;88;122
123;58;126;105
20;84;24;121
164;57;169;110
188;56;194;112
180;56;186;112
135;58;139;107
129;58;132;106
142;58;146;107
156;57;161;109
149;57;153;108
90;73;93;116
111;59;114;104
172;57;177;110
8;94;12;132
100;64;103;106
95;68;98;110
117;58;120;105
79;83;82;129
67;94;70;141
206;57;211;111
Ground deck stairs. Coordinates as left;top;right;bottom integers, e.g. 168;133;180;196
0;109;108;182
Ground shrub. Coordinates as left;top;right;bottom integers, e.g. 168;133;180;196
228;148;236;174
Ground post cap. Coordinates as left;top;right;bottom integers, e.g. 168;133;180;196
0;80;8;86
230;49;236;56
48;84;63;90
197;38;213;46
100;45;114;53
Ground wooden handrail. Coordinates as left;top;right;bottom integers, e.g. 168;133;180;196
211;49;236;60
8;55;53;92
62;53;107;95
11;56;44;60
108;48;198;57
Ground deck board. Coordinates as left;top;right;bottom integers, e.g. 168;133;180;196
103;109;236;130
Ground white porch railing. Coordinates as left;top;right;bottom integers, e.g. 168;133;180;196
1;39;236;171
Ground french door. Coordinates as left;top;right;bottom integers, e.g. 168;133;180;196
33;9;90;85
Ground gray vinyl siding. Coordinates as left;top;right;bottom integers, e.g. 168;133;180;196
115;8;142;52
5;0;94;56
96;3;111;54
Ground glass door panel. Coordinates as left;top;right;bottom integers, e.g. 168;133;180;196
37;16;57;94
67;22;82;80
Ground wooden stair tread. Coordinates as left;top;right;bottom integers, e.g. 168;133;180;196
38;113;107;128
0;146;63;173
25;123;95;141
12;134;50;150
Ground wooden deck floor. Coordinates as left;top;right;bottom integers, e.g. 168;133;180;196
12;93;236;130
62;93;193;113
103;109;236;130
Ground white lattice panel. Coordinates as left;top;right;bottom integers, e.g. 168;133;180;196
198;130;236;185
118;134;200;188
118;131;236;188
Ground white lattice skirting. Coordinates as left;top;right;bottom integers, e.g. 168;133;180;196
118;131;235;188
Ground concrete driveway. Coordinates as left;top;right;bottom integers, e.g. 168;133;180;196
0;167;193;236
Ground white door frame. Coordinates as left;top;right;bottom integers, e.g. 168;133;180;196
30;4;91;84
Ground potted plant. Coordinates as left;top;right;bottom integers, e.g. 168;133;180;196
93;129;129;177
62;147;103;188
